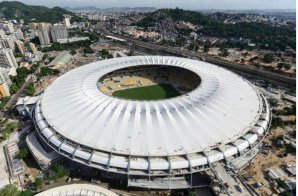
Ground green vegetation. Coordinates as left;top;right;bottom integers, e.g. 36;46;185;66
0;96;10;110
276;179;287;189
221;48;229;57
0;184;19;196
277;62;292;70
39;67;58;77
9;66;37;95
188;192;198;196
70;49;77;55
273;105;296;116
68;29;98;41
0;184;33;196
136;8;295;50
285;144;296;154
0;122;19;143
19;190;33;196
26;83;35;96
112;84;181;100
268;98;278;107
42;40;91;51
271;116;284;128
49;164;70;182
263;53;274;63
70;15;87;23
18;147;29;159
203;44;210;53
136;8;212;28
101;49;112;59
33;177;43;189
83;46;94;54
0;1;72;23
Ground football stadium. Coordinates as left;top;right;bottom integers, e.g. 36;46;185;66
31;56;271;189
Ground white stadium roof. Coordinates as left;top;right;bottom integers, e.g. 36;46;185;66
38;56;263;157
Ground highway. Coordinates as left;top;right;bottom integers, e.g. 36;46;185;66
105;33;296;87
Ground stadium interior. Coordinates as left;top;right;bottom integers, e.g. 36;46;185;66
98;65;201;100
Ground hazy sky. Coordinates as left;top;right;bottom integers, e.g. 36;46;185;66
8;0;296;9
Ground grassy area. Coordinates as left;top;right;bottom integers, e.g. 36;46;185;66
112;84;181;100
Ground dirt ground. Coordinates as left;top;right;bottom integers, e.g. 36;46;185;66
240;123;296;196
205;47;296;74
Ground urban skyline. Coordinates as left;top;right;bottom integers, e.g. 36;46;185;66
2;0;296;10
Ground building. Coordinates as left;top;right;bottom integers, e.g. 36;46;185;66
64;17;71;28
30;56;271;189
29;42;37;54
0;68;12;97
0;22;14;33
30;22;52;30
50;24;68;43
0;37;16;51
37;23;51;29
0;48;18;75
29;22;38;30
56;36;89;44
0;29;5;39
4;142;24;178
15;40;26;54
37;28;51;45
12;29;24;40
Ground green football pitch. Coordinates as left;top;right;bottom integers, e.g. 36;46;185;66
112;84;181;100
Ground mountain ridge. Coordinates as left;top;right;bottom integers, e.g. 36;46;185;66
0;1;72;23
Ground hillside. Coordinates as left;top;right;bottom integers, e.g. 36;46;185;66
135;8;215;28
0;1;72;23
135;8;295;50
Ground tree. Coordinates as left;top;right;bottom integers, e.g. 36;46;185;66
101;49;110;59
188;192;198;196
268;98;278;107
0;97;10;110
83;47;93;54
33;177;43;189
70;49;77;55
9;83;19;94
42;53;48;60
48;56;55;63
0;184;19;196
26;83;35;96
49;164;69;182
18;148;29;159
271;116;284;128
203;44;210;53
221;48;229;57
19;189;33;196
40;67;54;77
263;53;274;63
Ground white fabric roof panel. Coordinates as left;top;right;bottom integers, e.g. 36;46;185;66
41;128;54;139
189;155;208;166
130;158;149;170
257;121;268;130
39;56;262;157
252;126;265;136
205;150;224;163
243;133;258;145
233;139;250;151
219;145;238;158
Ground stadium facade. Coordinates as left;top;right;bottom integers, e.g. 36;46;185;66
31;56;271;189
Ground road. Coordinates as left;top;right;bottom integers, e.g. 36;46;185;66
212;163;253;196
104;33;295;87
